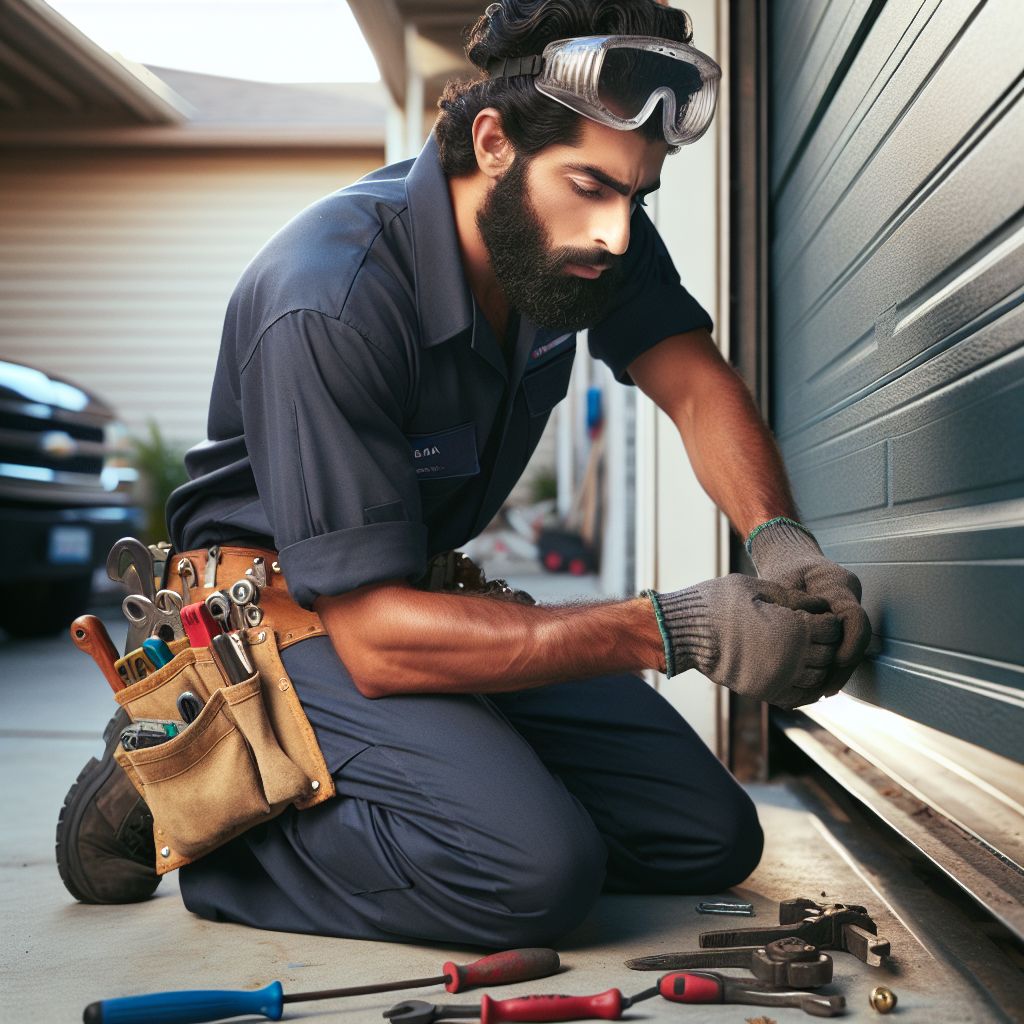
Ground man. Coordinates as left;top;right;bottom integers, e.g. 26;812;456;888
57;0;871;947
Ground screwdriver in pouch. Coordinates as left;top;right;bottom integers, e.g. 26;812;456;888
83;948;561;1024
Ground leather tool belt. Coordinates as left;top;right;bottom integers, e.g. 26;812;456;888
114;544;334;875
112;543;531;874
165;545;326;649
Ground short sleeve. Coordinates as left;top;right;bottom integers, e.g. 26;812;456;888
587;207;713;385
240;309;427;608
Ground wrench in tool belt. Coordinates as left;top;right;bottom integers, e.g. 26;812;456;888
626;936;833;987
122;591;185;647
106;537;156;600
699;897;890;966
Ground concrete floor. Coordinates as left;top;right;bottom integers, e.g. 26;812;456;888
2;578;1020;1023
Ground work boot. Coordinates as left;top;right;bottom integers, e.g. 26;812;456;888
55;707;161;903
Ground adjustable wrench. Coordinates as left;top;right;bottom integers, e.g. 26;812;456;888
700;897;890;966
106;537;156;601
626;936;833;987
654;971;845;1017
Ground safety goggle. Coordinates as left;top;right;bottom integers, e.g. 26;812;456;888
487;35;721;146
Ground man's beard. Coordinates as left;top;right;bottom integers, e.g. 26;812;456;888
476;156;624;333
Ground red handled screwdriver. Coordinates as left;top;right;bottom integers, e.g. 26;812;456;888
83;949;560;1024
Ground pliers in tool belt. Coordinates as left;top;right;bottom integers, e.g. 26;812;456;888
625;935;834;987
698;897;891;966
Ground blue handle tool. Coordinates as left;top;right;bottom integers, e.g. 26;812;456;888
82;981;283;1024
141;637;174;668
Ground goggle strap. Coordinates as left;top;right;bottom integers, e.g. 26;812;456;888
486;54;546;79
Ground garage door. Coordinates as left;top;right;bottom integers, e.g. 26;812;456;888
768;0;1023;760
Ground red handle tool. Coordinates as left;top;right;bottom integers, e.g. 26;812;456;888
443;949;560;993
479;990;625;1023
70;615;126;692
473;991;622;1024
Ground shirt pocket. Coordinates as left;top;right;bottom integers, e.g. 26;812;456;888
522;347;576;417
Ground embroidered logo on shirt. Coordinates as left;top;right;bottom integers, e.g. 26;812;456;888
529;333;575;363
405;421;480;479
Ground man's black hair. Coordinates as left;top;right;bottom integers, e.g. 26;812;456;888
434;0;693;177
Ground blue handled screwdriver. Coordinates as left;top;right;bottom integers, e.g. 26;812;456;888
83;948;560;1024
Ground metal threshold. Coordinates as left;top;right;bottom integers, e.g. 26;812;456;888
777;694;1024;942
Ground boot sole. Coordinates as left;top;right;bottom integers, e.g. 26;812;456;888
54;707;159;904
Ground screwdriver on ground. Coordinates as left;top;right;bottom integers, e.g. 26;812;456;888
83;948;560;1024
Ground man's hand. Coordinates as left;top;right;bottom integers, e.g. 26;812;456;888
748;519;872;695
646;574;842;709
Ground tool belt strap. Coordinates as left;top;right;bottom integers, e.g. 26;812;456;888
166;546;325;650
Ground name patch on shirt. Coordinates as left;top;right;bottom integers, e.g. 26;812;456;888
406;421;480;479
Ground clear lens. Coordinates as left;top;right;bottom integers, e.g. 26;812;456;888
597;48;703;122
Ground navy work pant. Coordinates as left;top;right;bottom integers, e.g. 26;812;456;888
179;637;764;947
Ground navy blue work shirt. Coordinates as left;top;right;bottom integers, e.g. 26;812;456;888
166;133;712;610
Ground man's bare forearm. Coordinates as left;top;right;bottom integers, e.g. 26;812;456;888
678;370;799;540
315;585;666;697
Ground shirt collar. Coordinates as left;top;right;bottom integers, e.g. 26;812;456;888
405;133;474;349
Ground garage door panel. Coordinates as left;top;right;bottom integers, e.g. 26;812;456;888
769;0;1023;758
846;648;1023;762
890;373;1024;505
774;0;960;254
784;342;1024;525
790;441;888;519
858;560;1021;660
773;96;1024;434
774;0;1009;290
778;292;1024;457
771;0;879;190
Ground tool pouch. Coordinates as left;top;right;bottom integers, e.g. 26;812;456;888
112;630;334;874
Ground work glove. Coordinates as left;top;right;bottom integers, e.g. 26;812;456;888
747;518;872;696
643;574;842;709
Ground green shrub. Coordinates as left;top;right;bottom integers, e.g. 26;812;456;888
131;420;189;544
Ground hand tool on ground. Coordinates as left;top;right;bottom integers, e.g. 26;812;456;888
696;900;754;915
699;897;890;966
122;591;185;645
83;948;561;1024
629;971;845;1018
181;602;223;648
625;936;833;987
70;615;126;692
142;637;174;669
177;557;197;604
385;990;630;1024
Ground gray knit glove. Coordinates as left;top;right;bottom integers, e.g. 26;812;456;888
643;574;842;709
747;518;872;696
